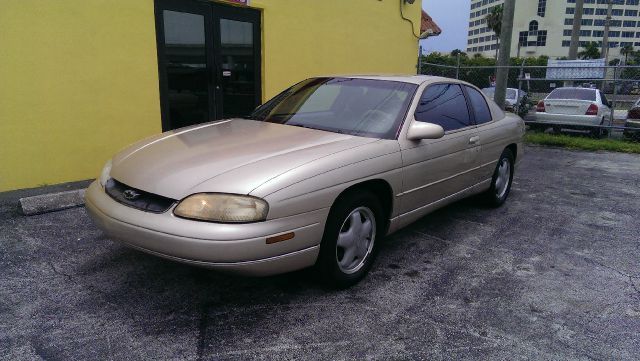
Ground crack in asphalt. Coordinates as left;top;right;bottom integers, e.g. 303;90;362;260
47;261;138;323
582;257;640;300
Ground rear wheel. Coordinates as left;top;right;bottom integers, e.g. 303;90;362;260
316;191;383;288
591;120;605;138
483;149;515;207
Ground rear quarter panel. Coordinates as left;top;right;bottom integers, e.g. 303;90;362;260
477;112;525;180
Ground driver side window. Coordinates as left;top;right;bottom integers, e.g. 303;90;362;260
415;84;471;131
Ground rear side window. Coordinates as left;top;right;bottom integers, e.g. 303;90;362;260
547;88;596;101
465;86;492;124
415;84;471;131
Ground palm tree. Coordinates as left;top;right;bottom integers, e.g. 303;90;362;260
578;42;601;59
621;44;634;64
450;49;467;58
485;5;503;60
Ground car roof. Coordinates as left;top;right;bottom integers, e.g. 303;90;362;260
317;74;470;86
551;87;598;91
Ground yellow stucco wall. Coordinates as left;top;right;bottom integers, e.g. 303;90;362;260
253;0;423;99
0;0;162;192
0;0;422;192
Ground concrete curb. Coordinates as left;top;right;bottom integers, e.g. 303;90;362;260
20;189;86;216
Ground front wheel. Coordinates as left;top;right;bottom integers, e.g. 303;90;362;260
316;191;383;288
483;149;515;207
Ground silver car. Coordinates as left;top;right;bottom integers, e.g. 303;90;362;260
85;75;524;287
531;87;612;137
481;87;529;117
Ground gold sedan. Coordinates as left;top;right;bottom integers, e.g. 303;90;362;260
85;76;524;287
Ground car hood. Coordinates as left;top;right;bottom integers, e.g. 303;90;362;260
110;119;378;200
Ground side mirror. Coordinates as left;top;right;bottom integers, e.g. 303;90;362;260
407;121;445;141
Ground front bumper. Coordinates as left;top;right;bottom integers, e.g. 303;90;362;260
84;181;328;276
532;112;602;126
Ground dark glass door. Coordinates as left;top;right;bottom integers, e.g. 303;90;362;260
155;0;261;131
214;6;261;119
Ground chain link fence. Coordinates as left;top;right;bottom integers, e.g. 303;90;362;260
421;61;640;141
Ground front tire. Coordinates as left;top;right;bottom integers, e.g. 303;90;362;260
316;191;384;288
483;149;515;207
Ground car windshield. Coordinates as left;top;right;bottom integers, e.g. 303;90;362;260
248;77;417;139
547;88;596;101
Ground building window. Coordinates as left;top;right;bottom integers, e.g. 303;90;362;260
566;7;575;14
581;19;593;26
529;20;539;34
562;40;571;47
583;8;594;15
537;30;548;46
624;10;638;17
563;29;573;36
519;31;529;47
580;30;592;37
623;21;637;28
537;0;547;17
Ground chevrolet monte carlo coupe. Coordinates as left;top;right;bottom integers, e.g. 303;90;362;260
86;75;524;287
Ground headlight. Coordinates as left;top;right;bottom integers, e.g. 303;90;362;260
174;193;269;223
99;159;112;187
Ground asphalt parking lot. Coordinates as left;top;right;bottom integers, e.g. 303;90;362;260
1;145;639;360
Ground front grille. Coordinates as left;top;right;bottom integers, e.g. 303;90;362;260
105;178;176;213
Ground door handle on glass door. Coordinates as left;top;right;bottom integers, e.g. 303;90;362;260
469;136;480;144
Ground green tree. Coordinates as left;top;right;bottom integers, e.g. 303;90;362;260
621;44;634;64
485;5;503;60
578;41;601;60
450;49;467;58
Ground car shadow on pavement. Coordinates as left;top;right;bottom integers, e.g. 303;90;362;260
61;195;497;358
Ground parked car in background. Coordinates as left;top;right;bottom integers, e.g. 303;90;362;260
85;75;524;288
624;98;640;140
482;87;530;118
530;87;612;138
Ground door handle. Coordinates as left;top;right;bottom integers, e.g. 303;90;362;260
469;136;480;145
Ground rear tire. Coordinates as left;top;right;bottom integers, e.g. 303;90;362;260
483;149;515;207
315;191;384;288
591;126;604;139
528;124;545;132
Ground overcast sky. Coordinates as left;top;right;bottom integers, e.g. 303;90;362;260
421;0;471;54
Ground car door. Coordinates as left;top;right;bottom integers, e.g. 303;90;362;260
397;83;481;215
463;85;504;183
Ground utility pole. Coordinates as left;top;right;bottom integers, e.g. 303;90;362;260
417;45;423;75
601;0;613;62
494;0;515;109
568;0;584;60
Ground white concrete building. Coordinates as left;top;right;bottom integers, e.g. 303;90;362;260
467;0;640;59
